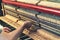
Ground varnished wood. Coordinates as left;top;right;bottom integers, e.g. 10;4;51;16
38;1;60;9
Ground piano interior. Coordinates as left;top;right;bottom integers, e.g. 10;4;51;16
0;0;60;40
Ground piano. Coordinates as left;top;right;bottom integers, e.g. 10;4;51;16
0;0;60;40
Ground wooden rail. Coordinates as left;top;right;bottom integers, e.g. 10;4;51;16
38;1;60;9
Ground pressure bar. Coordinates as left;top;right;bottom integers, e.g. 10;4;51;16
2;0;60;16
